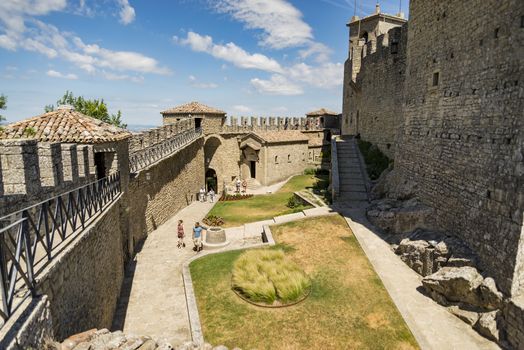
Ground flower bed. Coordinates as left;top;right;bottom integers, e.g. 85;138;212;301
219;193;254;201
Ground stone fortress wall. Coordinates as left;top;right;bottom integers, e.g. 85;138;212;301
342;0;524;347
342;24;408;158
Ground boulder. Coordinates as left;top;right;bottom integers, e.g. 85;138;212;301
474;311;501;341
478;277;503;310
447;305;480;326
367;198;433;234
422;267;483;306
137;339;157;350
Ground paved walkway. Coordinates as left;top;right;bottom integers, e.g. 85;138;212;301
338;205;500;350
112;200;216;346
112;193;499;349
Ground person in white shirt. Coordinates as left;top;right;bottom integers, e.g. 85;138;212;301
208;188;215;202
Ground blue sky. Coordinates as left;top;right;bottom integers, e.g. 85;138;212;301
0;0;408;126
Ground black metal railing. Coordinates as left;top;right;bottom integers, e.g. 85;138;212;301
129;127;202;173
0;172;121;321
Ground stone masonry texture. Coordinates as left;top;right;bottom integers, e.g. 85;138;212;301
36;198;124;340
127;137;205;246
391;0;524;298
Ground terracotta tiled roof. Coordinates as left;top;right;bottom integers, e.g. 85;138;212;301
161;101;225;115
252;131;308;143
306;108;339;116
0;107;131;144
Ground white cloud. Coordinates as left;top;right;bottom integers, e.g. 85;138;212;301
288;62;344;88
0;34;17;50
213;0;312;49
232;105;252;113
117;0;135;25
188;75;218;89
103;71;144;83
0;1;169;80
46;69;78;79
250;75;303;95
179;31;283;73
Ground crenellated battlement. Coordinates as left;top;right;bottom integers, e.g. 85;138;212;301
129;118;195;154
220;116;323;133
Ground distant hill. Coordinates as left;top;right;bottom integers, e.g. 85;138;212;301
126;124;159;133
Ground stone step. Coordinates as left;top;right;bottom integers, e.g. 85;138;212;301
340;184;367;192
339;191;368;201
340;179;366;186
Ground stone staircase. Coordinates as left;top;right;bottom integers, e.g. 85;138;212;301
246;178;262;191
335;137;369;203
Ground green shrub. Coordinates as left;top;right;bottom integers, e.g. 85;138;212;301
357;140;391;180
303;168;316;175
286;195;303;209
231;249;310;304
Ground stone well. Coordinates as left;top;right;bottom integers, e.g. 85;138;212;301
203;227;230;250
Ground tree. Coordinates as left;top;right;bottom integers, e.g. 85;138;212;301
0;94;6;123
45;91;127;128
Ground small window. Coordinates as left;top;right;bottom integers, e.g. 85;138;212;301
521;16;524;28
432;72;440;86
494;28;499;38
275;156;279;164
287;154;291;163
391;42;399;54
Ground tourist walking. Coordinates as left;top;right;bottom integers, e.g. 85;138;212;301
242;179;248;194
199;187;206;202
208;188;215;202
177;220;185;248
236;178;241;194
192;222;206;252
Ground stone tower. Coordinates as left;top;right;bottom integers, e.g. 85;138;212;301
341;4;407;136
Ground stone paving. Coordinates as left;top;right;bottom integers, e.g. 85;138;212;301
112;199;216;347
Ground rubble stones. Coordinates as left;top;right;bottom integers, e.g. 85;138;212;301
422;267;504;313
56;329;237;350
367;198;433;234
422;267;484;307
474;311;502;342
392;229;477;276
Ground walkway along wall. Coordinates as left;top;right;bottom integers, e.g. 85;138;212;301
127;136;205;247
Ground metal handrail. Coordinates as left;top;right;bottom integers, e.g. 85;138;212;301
0;172;121;321
129;127;202;173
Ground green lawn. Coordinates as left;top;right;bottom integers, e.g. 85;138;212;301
190;215;419;350
207;175;328;227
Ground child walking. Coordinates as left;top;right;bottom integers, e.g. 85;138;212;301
177;220;186;248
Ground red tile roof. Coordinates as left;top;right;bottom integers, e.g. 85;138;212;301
161;101;225;115
0;107;131;144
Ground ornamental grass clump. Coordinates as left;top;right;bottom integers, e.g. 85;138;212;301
231;249;310;305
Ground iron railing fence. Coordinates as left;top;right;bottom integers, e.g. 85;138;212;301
0;172;121;322
129;127;202;173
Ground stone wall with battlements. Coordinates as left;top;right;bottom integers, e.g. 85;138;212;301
342;24;408;158
0;140;97;216
127;136;205;246
128;118;195;155
387;0;524;298
221;116;327;133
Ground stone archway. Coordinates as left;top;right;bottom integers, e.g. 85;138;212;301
205;168;217;192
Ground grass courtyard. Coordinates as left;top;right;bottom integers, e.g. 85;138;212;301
206;174;329;227
190;215;419;349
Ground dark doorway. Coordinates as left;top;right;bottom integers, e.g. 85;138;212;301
205;168;217;191
249;161;256;179
195;118;202;129
94;153;106;179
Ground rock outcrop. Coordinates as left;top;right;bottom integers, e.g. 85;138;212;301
392;229;478;276
367;199;433;234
